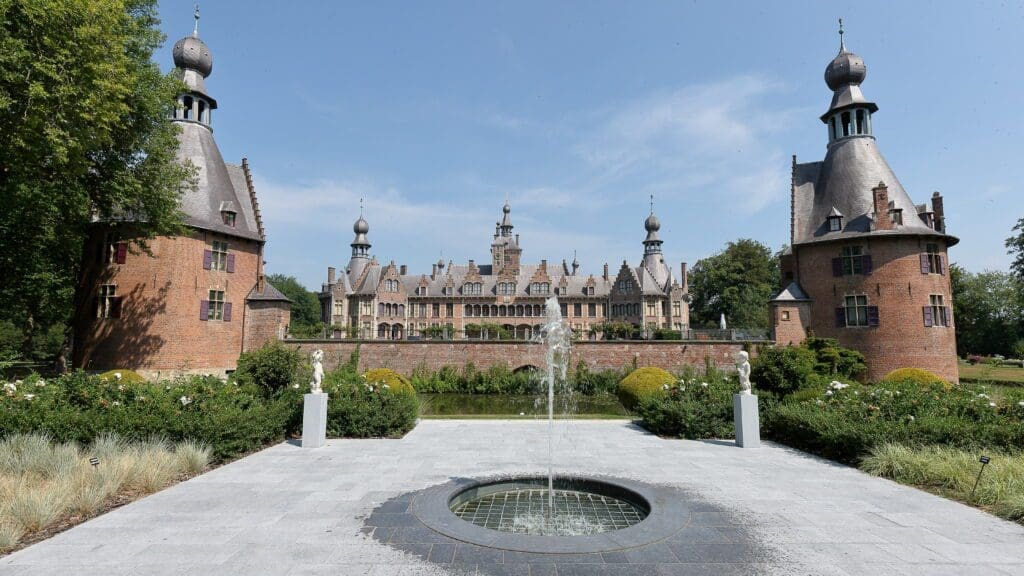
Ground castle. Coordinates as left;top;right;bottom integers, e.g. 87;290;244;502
72;19;290;378
318;202;691;341
71;18;958;381
769;27;958;382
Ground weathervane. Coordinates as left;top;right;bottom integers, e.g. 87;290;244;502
649;194;655;215
838;17;845;51
193;4;200;37
359;197;364;217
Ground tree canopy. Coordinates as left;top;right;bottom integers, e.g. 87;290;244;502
1008;218;1024;282
0;0;190;358
266;274;323;338
688;239;779;329
950;264;1023;357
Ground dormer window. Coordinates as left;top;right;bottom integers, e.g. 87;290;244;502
221;211;236;227
826;207;844;233
889;208;903;225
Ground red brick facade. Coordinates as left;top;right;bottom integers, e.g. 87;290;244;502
784;237;957;382
73;229;266;378
284;340;756;376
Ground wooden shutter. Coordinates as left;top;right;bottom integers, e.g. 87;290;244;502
867;306;879;327
832;258;843;277
223;302;232;322
920;253;931;274
937;255;946;276
203;250;213;270
835;307;846;328
226;254;235;273
923;306;934;327
115;242;127;265
862;255;873;276
200;300;209;321
110;297;123;319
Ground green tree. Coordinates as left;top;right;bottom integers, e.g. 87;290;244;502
688;239;780;329
0;0;191;360
266;274;323;338
950;264;1023;356
1007;218;1024;281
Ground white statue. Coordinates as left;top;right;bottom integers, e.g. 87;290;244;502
310;349;324;394
736;350;752;395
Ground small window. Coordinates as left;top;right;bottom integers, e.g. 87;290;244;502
587;286;595;296
841;111;851;136
781;310;791;321
573;303;582;317
890;208;903;225
207;290;225;320
844;295;869;327
646;301;657;316
927;294;950;327
672;301;681;316
588;303;596;317
211;241;228;271
842;246;863;275
926;244;942;275
855;109;866;134
828;215;843;232
432;303;440;317
97;285;118;318
445;303;453;317
222;211;236;227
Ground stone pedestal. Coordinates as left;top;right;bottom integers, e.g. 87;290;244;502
733;394;760;448
302;393;328;448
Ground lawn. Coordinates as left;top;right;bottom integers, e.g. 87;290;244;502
959;360;1024;385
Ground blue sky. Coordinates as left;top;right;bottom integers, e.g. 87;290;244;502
158;1;1024;289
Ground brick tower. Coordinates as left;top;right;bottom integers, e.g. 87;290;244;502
73;14;289;378
770;23;958;382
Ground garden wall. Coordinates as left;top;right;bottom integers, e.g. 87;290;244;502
283;340;764;375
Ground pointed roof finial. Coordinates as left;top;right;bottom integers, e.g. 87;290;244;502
838;17;845;52
359;197;364;217
649;194;655;215
193;3;200;37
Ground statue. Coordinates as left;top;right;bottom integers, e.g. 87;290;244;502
736;350;752;395
310;349;324;394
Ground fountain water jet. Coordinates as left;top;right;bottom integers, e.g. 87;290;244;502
540;296;572;513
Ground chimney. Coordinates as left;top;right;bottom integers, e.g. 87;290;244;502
680;262;689;293
515;234;520;245
872;181;892;231
540;259;547;271
932;191;945;232
400;264;407;275
603;263;609;281
257;273;265;293
327;266;336;284
431;264;437;280
562;259;570;275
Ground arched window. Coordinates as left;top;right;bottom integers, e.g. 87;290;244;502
491;305;499;316
499;305;507;316
398;304;405;316
829;117;837;141
474;304;481;316
378;303;385;316
198;99;207;123
183;96;193;120
855;109;865;134
465;304;472;316
482;305;490;317
516;305;524;317
377;323;388;338
841;111;851;137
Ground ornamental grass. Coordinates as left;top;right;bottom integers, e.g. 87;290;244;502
0;433;211;554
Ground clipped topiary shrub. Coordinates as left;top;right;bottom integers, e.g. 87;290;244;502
96;370;145;384
617;367;673;411
234;342;302;397
362;368;415;395
751;345;818;396
881;367;948;387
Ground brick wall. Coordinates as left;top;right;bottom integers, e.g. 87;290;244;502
73;227;261;378
283;340;758;375
243;301;291;352
771;301;811;346
794;236;958;382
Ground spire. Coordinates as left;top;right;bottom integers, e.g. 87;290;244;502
821;19;876;132
172;6;214;101
649;194;654;215
193;4;200;37
838;17;845;53
499;200;513;237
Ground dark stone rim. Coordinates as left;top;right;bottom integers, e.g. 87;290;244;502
410;475;691;553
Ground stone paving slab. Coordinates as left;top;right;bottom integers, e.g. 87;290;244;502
1;420;1023;574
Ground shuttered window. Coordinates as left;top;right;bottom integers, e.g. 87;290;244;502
201;290;230;322
836;295;879;328
920;244;945;275
924;294;951;327
96;285;121;319
204;241;233;272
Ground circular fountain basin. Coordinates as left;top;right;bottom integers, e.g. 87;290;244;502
450;477;649;536
410;475;690;553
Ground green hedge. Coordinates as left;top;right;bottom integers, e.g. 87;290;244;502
409;362;624;396
635;373;738;438
617;367;674;411
1;372;296;461
771;379;1024;463
323;369;418;438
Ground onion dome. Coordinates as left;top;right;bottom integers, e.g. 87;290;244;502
353;216;369;235
173;35;213;77
644;213;661;232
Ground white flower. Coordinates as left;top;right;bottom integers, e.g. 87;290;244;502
24;394;35;400
830;381;849;390
1018;401;1024;407
114;372;122;380
112;401;121;407
701;382;708;388
14;380;22;386
292;383;300;389
3;382;16;395
662;384;670;390
117;384;125;391
989;402;997;407
908;415;915;421
519;412;525;416
383;384;390;390
35;379;45;387
825;390;833;396
179;396;192;406
978;393;990;399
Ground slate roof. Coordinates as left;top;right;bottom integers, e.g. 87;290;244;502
771;282;811;302
247;281;291;302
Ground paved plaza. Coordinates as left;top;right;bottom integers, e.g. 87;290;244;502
3;420;1024;575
